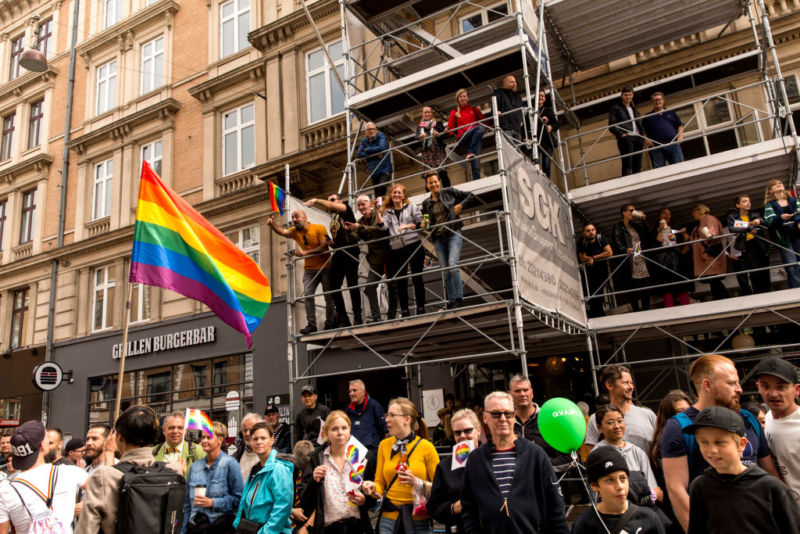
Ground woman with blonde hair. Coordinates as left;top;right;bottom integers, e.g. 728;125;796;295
764;179;800;287
427;409;482;533
447;88;486;181
298;411;374;534
417;105;451;188
379;184;426;316
682;203;728;300
362;398;439;534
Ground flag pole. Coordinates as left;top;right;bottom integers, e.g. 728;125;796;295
113;281;135;423
180;408;190;456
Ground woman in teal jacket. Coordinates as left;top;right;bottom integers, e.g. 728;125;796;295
234;421;294;534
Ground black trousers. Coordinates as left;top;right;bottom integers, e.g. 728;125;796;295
735;239;771;294
584;267;607;318
616;135;644;176
330;248;362;319
629;276;651;311
388;243;426;312
323;518;365;534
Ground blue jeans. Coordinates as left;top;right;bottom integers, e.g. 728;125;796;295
778;243;800;288
649;143;684;168
540;145;554;177
458;125;485;180
434;230;463;303
377;517;431;534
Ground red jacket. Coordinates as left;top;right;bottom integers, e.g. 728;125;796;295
448;105;485;139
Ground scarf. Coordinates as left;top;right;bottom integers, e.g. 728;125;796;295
390;432;416;458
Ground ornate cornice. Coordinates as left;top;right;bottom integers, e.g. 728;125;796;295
187;59;265;104
0;152;53;186
68;98;180;155
0;65;57;100
248;0;339;53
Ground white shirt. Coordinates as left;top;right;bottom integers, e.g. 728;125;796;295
765;407;800;505
0;463;88;533
586;404;657;453
625;105;639;135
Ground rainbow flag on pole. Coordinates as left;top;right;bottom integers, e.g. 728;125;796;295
269;182;286;215
185;408;214;437
130;162;271;347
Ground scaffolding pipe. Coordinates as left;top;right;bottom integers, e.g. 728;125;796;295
285;163;298;431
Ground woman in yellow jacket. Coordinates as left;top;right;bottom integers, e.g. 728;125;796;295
363;397;439;534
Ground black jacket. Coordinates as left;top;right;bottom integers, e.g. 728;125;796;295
570;504;665;534
514;411;571;472
688;465;800;534
493;87;527;138
421;187;478;235
299;446;376;534
460;438;569;534
725;207;769;255
537;105;559;150
608;102;643;139
428;456;466;533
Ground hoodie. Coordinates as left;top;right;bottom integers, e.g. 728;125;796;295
688;464;800;534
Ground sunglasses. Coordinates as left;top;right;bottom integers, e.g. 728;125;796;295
453;428;474;437
487;411;514;420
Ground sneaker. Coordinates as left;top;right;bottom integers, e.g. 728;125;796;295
416;306;427;315
466;153;475;160
455;298;464;308
353;314;363;326
323;320;337;330
401;309;411;318
299;325;317;335
337;315;352;328
367;315;381;324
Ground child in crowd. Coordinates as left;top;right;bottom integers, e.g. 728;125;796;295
684;406;800;534
571;447;665;534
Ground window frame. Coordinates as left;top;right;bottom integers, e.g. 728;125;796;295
93;158;114;220
140;35;164;95
458;1;510;34
141;139;163;176
8;34;23;80
104;0;121;29
221;103;255;176
36;18;53;58
219;0;250;59
10;287;29;349
0;199;6;251
27;99;44;149
305;41;346;125
96;60;118;116
225;225;260;265
92;265;116;332
1;113;15;161
129;282;151;324
19;189;36;244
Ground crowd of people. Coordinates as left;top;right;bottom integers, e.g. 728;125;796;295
577;178;800;316
1;355;798;533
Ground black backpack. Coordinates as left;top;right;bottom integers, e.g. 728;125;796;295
114;461;186;534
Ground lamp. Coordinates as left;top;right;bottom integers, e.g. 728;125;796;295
20;16;48;72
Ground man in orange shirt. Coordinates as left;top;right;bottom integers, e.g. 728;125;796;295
268;209;334;334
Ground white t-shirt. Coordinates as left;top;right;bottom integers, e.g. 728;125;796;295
765;407;800;504
0;463;88;533
586;404;657;453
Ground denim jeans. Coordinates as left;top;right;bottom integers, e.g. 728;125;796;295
377;517;431;534
649;143;684;168
302;269;334;329
539;145;554;177
434;230;463;303
458;125;485;180
778;243;800;288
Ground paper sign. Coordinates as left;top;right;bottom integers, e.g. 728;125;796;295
733;220;749;229
451;441;475;470
343;435;370;491
632;242;642;257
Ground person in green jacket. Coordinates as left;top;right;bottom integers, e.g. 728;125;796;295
234;421;294;534
153;410;206;476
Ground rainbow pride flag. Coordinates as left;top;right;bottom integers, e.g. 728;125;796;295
185;408;214;437
130;162;271;347
269;182;286;215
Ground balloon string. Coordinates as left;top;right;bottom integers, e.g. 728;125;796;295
568;451;614;534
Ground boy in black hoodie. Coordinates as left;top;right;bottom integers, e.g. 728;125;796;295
685;406;800;534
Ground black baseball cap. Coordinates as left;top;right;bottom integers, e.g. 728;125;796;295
264;405;279;414
64;438;85;453
682;406;745;437
300;385;316;395
586;446;629;483
753;357;798;384
11;421;45;471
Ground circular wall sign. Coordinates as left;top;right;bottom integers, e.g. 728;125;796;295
32;362;63;391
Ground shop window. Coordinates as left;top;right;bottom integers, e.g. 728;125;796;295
145;370;171;406
0;398;21;421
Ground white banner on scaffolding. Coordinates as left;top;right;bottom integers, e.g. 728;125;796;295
503;136;587;327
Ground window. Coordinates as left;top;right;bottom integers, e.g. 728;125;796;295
96;60;117;115
0;199;6;250
104;0;122;28
306;41;345;124
93;158;113;220
19;189;35;243
226;225;260;265
36;19;52;58
8;35;23;80
460;2;509;33
27;99;43;149
145;370;171;405
672;97;760;160
212;360;228;395
10;288;29;349
93;265;116;331
141;140;162;176
140;36;164;94
129;283;151;323
1;114;14;161
222;103;254;175
220;0;250;58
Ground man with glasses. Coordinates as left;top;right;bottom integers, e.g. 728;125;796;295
357;122;393;198
268;209;335;334
641;91;684;168
305;193;363;326
460;391;568;534
153;411;205;476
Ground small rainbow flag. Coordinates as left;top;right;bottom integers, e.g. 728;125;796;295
185;408;214;437
130;162;271;347
269;182;286;215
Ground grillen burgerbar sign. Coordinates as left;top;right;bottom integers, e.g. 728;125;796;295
112;326;216;359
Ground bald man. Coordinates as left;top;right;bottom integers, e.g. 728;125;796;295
268;210;335;334
492;75;527;141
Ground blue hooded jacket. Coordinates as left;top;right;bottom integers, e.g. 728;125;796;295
233;449;294;534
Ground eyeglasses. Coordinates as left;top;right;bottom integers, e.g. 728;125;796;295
453;428;474;437
487;411;515;420
385;412;405;419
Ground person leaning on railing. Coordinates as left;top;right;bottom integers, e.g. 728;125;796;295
417;105;451;189
683;204;729;301
611;204;655;312
651;207;692;307
577;223;613;318
763;179;800;289
447;88;486;182
726;195;771;295
421;173;477;310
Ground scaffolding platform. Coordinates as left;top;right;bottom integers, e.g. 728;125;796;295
568;137;795;232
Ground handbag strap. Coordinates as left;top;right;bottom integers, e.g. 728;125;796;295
611;503;638;534
378;437;423;514
12;465;58;509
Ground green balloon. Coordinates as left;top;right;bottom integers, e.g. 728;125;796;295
538;397;586;453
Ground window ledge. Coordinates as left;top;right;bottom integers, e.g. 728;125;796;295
300;113;346;150
0;153;54;186
0;66;58;100
86;217;111;237
12;242;32;261
188;58;265;104
216;168;258;196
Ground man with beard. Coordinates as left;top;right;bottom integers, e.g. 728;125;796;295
268;210;334;335
660;354;779;532
45;427;68;465
585;364;656;453
0;431;13;474
83;424;117;476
